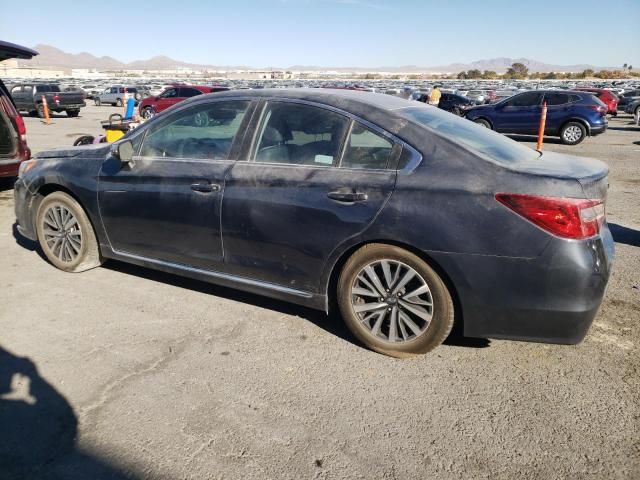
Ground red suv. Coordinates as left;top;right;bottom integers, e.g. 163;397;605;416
575;88;619;116
138;85;229;119
0;41;37;178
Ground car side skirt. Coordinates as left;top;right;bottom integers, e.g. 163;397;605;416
101;246;327;311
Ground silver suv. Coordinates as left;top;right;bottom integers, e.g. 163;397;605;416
94;86;145;107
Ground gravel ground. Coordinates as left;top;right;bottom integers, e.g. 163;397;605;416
0;105;638;480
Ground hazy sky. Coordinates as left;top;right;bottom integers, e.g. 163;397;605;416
3;0;639;67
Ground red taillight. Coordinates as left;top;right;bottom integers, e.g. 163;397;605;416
496;193;605;240
13;114;26;136
53;94;60;103
589;105;607;114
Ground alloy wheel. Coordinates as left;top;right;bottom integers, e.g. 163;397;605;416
42;204;83;263
563;125;583;143
351;260;433;343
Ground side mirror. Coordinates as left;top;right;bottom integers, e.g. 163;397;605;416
111;140;134;165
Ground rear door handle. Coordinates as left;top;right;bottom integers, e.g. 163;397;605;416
190;182;220;193
327;191;368;202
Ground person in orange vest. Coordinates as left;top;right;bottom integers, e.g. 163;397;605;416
428;85;442;106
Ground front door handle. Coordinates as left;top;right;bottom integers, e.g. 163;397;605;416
190;182;220;193
327;190;368;202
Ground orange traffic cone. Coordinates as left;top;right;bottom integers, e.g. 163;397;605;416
41;95;51;125
536;102;547;151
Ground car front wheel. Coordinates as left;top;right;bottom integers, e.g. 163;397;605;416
560;122;586;145
337;244;454;357
473;118;491;129
36;191;103;273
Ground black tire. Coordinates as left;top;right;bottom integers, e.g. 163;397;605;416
473;118;491;129
560;121;586;145
141;106;155;119
134;92;142;101
337;244;454;358
116;98;123;107
95;98;101;106
36;104;45;118
73;135;95;146
66;109;80;118
35;191;103;273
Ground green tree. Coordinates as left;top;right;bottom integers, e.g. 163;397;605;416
482;70;498;79
505;62;529;79
466;69;482;79
457;71;467;79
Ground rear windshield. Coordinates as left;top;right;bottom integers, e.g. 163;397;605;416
35;85;61;93
401;106;540;165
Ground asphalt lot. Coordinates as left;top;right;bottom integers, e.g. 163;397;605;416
1;104;638;480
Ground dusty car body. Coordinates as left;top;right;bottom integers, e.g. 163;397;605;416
13;89;614;356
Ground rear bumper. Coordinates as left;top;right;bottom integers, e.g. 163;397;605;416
52;103;86;111
13;178;37;241
591;123;607;136
0;158;21;177
431;226;615;344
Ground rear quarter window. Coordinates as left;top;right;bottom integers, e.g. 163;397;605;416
401;106;540;166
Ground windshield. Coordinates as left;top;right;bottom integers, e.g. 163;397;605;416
401;106;540;165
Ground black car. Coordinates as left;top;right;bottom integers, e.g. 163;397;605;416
438;93;474;115
14;89;614;357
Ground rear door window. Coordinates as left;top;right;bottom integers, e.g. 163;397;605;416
544;93;570;105
341;122;394;170
179;88;203;98
253;102;349;166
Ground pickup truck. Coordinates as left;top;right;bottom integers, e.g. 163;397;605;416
10;83;86;118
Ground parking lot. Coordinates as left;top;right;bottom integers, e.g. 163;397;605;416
1;105;638;479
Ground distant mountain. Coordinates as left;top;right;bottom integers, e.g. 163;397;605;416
18;45;611;73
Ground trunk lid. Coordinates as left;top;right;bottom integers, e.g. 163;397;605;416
512;151;609;200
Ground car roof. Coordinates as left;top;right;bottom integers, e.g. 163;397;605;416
0;40;38;61
203;88;414;111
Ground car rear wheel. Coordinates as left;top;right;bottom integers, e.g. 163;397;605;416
36;192;102;273
116;99;123;107
95;98;101;106
560;122;586;145
337;244;454;357
36;104;45;118
473;118;491;129
66;109;80;118
141;106;155;119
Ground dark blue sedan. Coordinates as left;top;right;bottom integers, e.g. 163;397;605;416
13;89;614;357
465;90;608;145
